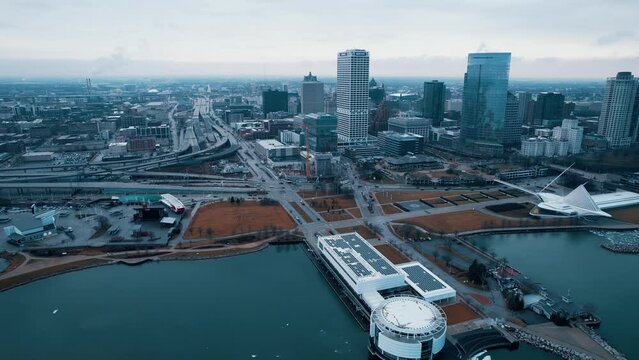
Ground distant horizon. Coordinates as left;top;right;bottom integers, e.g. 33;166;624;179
0;56;635;81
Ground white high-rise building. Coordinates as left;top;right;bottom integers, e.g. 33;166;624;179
553;119;583;154
598;72;639;148
301;72;324;114
337;49;370;142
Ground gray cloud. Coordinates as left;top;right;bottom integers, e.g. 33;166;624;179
89;47;129;76
595;31;637;46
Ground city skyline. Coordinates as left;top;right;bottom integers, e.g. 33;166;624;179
0;0;638;78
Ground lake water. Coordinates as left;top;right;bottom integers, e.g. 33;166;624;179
478;231;639;360
0;245;369;360
2;234;623;360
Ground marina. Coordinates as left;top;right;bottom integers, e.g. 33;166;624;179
476;231;639;359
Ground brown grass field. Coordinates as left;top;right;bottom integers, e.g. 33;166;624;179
336;225;378;239
307;195;357;212
185;201;296;239
375;191;463;204
608;205;639;224
289;202;312;223
442;302;480;325
398;210;574;234
381;204;404;214
320;210;353;222
444;196;475;205
482;190;512;199
347;207;362;218
374;244;411;264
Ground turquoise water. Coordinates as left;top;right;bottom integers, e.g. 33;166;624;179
477;231;639;359
0;245;369;360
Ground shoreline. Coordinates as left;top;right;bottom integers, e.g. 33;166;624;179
0;240;298;292
458;222;639;238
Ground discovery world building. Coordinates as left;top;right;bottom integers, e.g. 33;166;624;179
317;232;455;360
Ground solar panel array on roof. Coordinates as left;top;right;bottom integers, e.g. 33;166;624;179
402;264;446;292
325;238;372;277
341;234;398;276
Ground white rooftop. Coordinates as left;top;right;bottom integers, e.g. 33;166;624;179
381;297;437;330
372;296;447;337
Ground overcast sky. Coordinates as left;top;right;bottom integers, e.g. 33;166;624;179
1;0;638;78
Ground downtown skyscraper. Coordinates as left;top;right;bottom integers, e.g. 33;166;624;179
460;52;513;155
598;72;639;148
423;80;446;127
337;49;369;142
301;72;324;114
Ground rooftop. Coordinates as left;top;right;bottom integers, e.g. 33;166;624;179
372;296;447;337
319;233;398;281
398;262;456;302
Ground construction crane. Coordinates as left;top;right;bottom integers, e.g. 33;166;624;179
305;125;311;178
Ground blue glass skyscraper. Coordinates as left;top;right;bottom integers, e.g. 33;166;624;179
460;52;512;155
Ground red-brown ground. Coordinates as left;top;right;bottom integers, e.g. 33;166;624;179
381;204;404;214
442;302;481;325
347;207;362;218
336;225;378;239
185;201;296;239
374;244;411;264
307;195;357;212
608;205;639;224
375;191;463;204
320;210;353;222
469;292;492;305
398;210;575;234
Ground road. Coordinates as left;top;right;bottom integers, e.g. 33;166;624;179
167;103;180;152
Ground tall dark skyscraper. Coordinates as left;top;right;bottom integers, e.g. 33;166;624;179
423;80;445;126
517;92;532;125
503;92;522;145
262;89;289;117
534;92;565;126
460;52;512;155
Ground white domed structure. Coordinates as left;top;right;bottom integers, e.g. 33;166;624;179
370;296;447;360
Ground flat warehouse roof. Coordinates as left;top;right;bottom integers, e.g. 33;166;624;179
320;232;399;280
592;191;639;209
398;262;456;302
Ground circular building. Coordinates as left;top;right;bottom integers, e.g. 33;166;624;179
369;296;447;360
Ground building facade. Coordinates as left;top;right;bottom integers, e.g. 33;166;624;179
598;72;639;148
304;113;337;154
503;91;522;146
534;92;565;126
423;81;445;126
262;89;289;117
388;116;431;138
337;49;370;142
517;92;533;125
301;72;325;114
378;131;424;157
460;52;512;155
